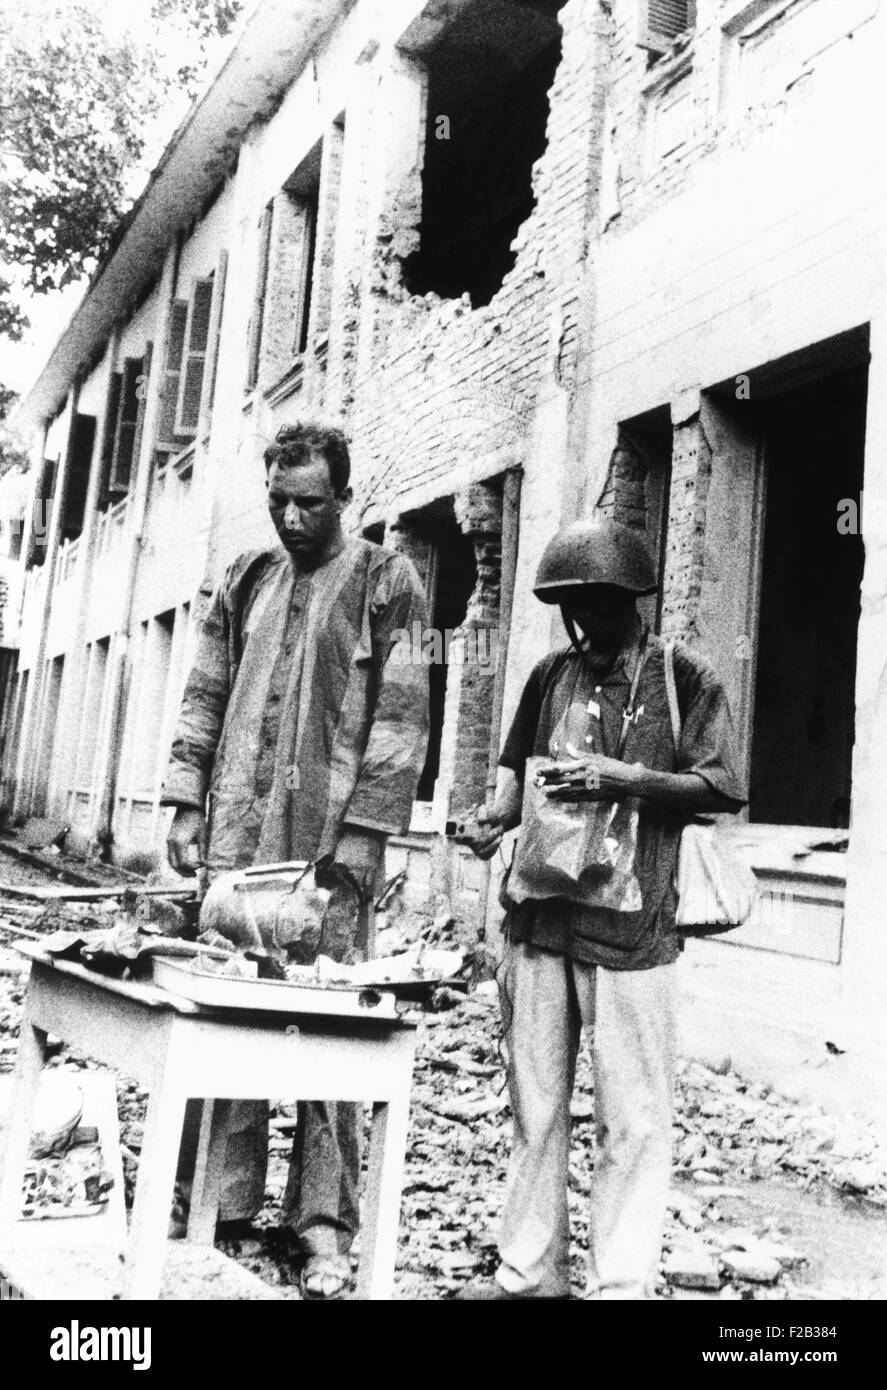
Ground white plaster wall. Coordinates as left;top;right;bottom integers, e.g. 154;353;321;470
77;350;110;418
118;284;161;363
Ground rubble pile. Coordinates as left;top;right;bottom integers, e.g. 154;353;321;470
1;901;885;1300
673;1059;887;1204
224;990;886;1299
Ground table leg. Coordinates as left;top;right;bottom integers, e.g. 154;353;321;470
355;1091;411;1301
123;1067;186;1300
187;1099;232;1244
0;1013;48;1230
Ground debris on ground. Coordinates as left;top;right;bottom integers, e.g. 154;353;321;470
1;854;886;1300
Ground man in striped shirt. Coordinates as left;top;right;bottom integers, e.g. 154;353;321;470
163;420;429;1297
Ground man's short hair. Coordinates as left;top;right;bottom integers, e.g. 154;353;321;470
263;419;351;494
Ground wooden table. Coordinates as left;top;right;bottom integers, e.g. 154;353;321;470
0;946;418;1300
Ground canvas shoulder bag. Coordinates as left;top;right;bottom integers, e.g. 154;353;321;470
663;641;759;936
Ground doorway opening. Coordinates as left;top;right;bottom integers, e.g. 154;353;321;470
402;500;477;803
748;364;867;828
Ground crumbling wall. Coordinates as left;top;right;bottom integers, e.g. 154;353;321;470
660;411;712;643
595;436;649;531
345;0;601;515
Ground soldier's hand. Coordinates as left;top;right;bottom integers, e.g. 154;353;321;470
541;756;643;801
166;807;206;876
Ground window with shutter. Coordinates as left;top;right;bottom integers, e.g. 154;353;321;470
157;300;189;448
641;0;693;52
246;203;274;390
108;357;142;495
176;277;214;434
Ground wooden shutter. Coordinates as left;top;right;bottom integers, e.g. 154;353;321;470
157;300;189;447
61;413;96;541
292;198;318;357
641;0;691;51
129;341;153;485
202;251;228;427
246;203;274;389
176;278;214;434
108;357;142;494
98;371;122;506
26;457;57;566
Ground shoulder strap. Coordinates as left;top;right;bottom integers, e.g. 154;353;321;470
663;639;681;758
615;632;650;761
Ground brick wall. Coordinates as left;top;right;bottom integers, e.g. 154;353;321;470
660;411;712;641
595;436;649;530
448;481;503;816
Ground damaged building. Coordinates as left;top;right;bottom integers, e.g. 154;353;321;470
1;0;885;1112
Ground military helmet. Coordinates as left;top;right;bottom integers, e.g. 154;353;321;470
533;517;658;601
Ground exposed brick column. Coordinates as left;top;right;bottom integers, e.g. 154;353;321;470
387;519;434;595
660;399;713;643
445;481;503;817
596;436;648;530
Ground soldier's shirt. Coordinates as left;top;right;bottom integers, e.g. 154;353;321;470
499;623;747;970
162;537;429;872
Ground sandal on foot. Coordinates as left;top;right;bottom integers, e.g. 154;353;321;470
299;1253;350;1301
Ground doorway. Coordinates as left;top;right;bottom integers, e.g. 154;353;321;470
748;365;867;828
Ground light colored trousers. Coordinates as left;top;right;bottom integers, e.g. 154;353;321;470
496;939;677;1300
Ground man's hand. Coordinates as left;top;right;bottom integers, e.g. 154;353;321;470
166;806;206;875
541;756;644;802
459;805;507;861
333;825;386;898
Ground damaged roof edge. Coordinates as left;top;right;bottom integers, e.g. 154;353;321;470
15;0;347;437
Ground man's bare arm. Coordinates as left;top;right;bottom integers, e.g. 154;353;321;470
543;756;737;814
462;768;523;860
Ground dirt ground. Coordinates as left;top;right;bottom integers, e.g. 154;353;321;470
2;846;886;1302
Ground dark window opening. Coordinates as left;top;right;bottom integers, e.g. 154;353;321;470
255;138;324;392
609;406;672;633
282;141;322;359
61;413;96;544
403;0;565;309
406;501;477;802
749;364;867;829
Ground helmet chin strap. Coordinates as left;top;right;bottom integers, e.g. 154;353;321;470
562;612;589;657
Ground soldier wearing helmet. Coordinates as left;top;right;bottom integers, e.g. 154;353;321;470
458;515;746;1300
